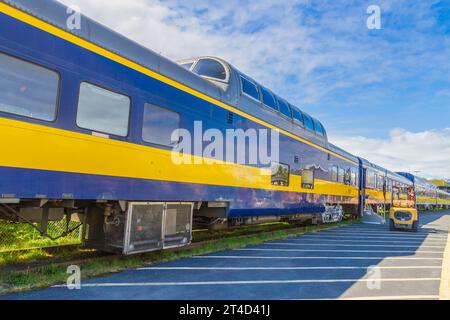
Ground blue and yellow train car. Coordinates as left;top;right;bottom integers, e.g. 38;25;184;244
359;160;415;215
359;158;389;210
0;0;362;253
437;189;450;208
397;172;450;210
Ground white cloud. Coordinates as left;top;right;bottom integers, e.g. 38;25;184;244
55;0;401;104
330;128;450;179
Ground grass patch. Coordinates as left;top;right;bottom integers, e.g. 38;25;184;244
0;219;358;296
0;247;100;269
0;249;51;266
0;221;82;252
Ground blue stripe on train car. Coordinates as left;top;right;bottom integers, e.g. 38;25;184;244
0;166;325;217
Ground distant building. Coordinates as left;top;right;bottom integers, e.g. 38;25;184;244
438;186;450;193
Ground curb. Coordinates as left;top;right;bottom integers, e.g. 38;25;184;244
439;230;450;300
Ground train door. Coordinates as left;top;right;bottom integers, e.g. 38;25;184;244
358;166;367;216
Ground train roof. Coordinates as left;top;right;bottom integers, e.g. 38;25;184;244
396;172;440;190
2;0;224;97
4;0;330;150
437;188;450;198
177;56;329;147
327;143;359;163
357;159;412;186
358;157;387;174
386;170;414;186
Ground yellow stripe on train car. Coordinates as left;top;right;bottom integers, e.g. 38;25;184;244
0;117;359;198
365;189;386;202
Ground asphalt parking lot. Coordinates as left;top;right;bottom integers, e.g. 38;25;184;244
2;211;450;300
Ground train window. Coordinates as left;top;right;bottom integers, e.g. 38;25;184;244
277;99;292;118
303;113;315;131
392;185;400;200
302;169;315;189
271;162;290;187
366;171;376;189
291;108;305;126
142;103;180;147
76;82;130;137
344;169;352;185
313;119;325;136
0;53;59;121
240;76;260;101
331;166;338;182
260;87;278;110
351;169;358;186
193;59;227;81
338;168;345;184
376;175;385;190
386;179;392;192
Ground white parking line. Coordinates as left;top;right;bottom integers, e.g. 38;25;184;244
137;266;442;271
320;235;442;239
329;227;438;232
236;248;444;254
302;233;444;239
300;295;440;301
54;278;441;288
339;227;389;230
331;227;434;232
287;235;446;241
266;242;445;248
280;239;443;244
342;225;420;229
338;227;404;231
320;231;446;238
339;295;440;300
194;255;443;260
337;229;428;233
439;229;450;300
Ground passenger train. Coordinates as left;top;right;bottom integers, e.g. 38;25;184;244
0;0;449;253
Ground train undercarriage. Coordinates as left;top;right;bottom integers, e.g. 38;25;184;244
6;197;448;254
0;198;351;254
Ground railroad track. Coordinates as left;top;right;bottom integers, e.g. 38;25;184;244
1;221;335;274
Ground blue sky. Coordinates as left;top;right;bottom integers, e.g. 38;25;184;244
58;0;450;178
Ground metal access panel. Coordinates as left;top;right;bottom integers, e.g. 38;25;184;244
163;203;194;249
123;202;193;255
124;203;164;255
